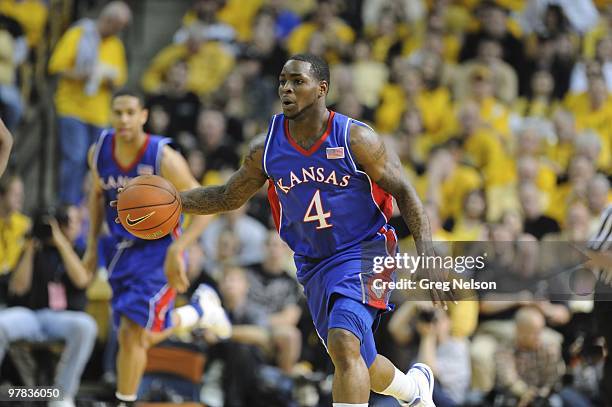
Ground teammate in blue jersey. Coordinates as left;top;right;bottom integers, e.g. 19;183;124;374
84;90;231;406
167;54;448;406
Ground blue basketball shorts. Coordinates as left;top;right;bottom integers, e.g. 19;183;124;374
295;226;398;367
102;236;177;332
327;295;379;367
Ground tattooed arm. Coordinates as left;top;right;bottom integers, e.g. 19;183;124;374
349;124;434;256
350;124;451;306
180;135;268;215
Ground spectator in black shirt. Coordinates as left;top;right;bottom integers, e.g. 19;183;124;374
0;205;97;407
196;109;240;171
459;1;526;91
246;232;302;372
520;182;560;240
145;60;201;147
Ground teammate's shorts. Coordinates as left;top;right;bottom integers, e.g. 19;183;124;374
101;236;177;332
295;225;397;366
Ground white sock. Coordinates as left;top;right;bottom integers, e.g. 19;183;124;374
377;367;417;402
173;305;200;328
115;392;137;401
332;404;368;407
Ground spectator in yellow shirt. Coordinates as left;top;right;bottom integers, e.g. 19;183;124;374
565;72;612;171
548;155;596;224
425;143;483;224
0;0;48;47
583;4;612;59
514;70;559;118
375;63;451;137
394;107;433;171
286;1;355;64
350;40;389;110
0;175;29;277
141;23;235;99
514;121;558;197
454;39;518;105
216;0;265;42
450;189;488;241
453;101;514;189
465;66;511;141
364;7;410;63
547;109;577;174
48;1;130;205
516;156;556;206
574;130;607;173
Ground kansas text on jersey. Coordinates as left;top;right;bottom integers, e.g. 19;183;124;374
263;111;393;259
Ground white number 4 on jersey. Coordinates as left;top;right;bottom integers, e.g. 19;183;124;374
303;190;333;229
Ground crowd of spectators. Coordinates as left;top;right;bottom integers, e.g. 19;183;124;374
0;0;612;406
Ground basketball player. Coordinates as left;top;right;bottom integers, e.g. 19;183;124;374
0;118;13;177
84;90;230;406
172;54;448;406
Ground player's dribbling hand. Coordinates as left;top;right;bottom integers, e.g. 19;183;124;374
423;266;455;310
164;243;189;293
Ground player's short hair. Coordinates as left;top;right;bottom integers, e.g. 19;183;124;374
112;88;146;107
288;53;330;86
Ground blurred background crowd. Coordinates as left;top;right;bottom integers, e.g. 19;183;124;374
0;0;611;406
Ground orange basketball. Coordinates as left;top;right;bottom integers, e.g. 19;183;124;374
117;175;182;240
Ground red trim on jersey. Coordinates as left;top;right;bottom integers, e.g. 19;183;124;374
371;180;393;221
363;226;398;310
171;222;181;240
112;133;150;173
380;225;398;255
151;286;176;332
284;111;335;156
267;180;282;232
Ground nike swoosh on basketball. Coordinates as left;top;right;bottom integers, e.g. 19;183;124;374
125;211;156;227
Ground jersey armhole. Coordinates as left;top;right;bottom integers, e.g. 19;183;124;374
155;137;172;175
92;129;111;175
343;119;359;172
344;119;377;174
262;115;278;178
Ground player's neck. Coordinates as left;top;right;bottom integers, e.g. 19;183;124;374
287;105;329;142
114;131;148;161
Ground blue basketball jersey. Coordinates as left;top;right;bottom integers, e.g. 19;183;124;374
92;130;178;243
263;111;393;259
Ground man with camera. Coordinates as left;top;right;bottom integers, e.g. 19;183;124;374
386;302;472;406
0;205;97;407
